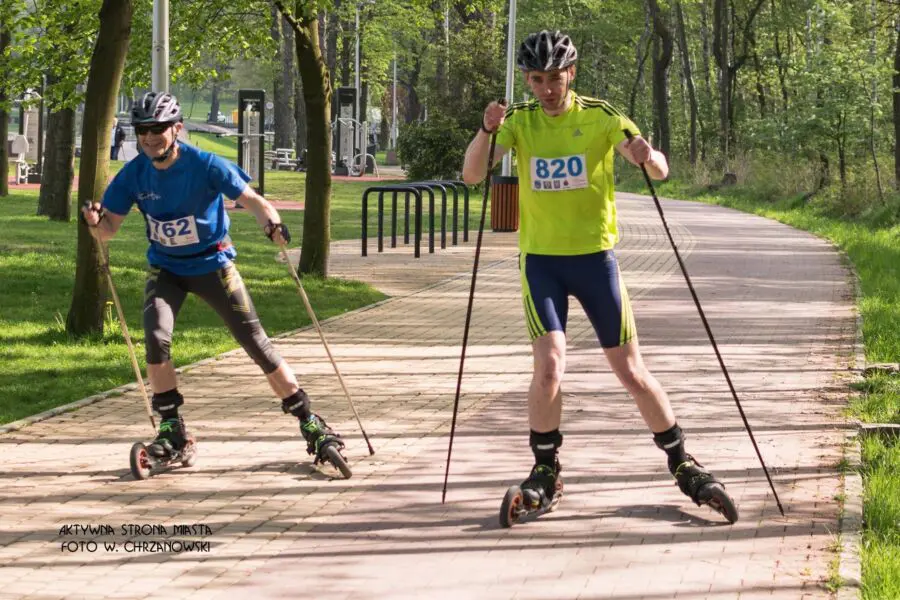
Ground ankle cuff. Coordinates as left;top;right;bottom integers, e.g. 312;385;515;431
281;389;311;420
152;389;184;419
653;424;683;450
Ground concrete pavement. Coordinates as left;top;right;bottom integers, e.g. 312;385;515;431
0;192;858;599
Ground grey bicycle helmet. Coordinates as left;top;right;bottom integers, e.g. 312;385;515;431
131;91;183;125
516;30;578;72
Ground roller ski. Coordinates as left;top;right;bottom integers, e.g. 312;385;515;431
130;417;197;480
671;455;738;524
499;462;563;528
300;414;352;479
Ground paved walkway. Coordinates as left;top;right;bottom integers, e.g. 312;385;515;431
0;193;857;599
7;164;404;192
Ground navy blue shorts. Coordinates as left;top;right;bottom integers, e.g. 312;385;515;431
519;250;636;348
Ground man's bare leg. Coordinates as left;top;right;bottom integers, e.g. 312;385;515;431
520;331;567;505
266;361;299;399
602;339;675;433
528;331;567;431
604;339;737;520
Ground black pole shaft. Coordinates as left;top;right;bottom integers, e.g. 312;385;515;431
623;129;785;517
442;134;498;504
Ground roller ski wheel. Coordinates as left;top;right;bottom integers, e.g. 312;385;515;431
697;482;739;524
321;442;353;479
301;414;351;479
674;456;739;524
129;442;153;480
179;434;198;468
499;475;563;528
129;433;197;480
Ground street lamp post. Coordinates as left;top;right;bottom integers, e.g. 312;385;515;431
392;54;398;149
502;0;516;176
355;2;361;132
152;0;169;91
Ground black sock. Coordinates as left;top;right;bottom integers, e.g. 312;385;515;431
530;429;562;469
653;424;689;472
281;389;311;421
152;389;183;420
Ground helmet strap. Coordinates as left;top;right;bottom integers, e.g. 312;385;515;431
152;139;178;164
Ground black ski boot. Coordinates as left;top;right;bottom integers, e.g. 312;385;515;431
521;461;561;510
130;416;197;480
499;461;564;528
147;417;188;459
671;455;739;523
299;414;352;479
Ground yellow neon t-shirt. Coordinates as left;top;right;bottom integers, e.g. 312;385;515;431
495;91;639;255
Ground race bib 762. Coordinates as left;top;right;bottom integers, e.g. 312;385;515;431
147;215;200;247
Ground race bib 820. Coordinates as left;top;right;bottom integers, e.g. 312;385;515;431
529;154;588;191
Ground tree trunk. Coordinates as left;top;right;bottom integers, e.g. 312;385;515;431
712;0;766;164
868;0;883;202
404;56;422;123
340;10;351;87
629;1;652;119
318;10;326;55
37;106;76;221
276;0;332;277
838;136;846;191
281;19;298;148
209;81;220;122
326;0;339;77
818;152;830;192
893;23;900;189
649;0;673;159
379;112;389;149
433;1;450;99
772;0;789;113
0;26;9;197
752;48;766;117
294;69;307;153
675;1;699;165
66;0;133;337
713;0;730;159
271;5;296;149
699;0;712;101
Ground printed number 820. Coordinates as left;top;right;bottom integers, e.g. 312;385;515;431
535;157;584;179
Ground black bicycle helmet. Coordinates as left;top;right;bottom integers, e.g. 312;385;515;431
131;91;183;125
516;30;578;72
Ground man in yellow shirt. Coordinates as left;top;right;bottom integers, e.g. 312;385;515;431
462;30;736;522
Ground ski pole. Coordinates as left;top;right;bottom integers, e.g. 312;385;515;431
277;242;375;456
623;129;785;516
442;100;506;503
84;209;156;432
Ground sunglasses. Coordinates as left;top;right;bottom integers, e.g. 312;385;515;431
135;123;173;136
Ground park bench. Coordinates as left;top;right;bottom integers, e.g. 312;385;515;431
8;135;30;184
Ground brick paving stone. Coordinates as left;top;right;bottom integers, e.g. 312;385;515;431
0;194;856;599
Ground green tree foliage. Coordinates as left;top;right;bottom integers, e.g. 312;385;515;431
397;112;471;180
0;0;38;196
367;0;900;215
124;0;276;92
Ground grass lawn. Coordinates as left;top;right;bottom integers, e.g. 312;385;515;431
187;131;238;161
617;173;899;599
1;162;484;426
0;190;387;425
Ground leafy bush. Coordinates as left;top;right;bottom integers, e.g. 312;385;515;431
397;114;472;181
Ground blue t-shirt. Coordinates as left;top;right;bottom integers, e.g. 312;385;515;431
102;143;250;275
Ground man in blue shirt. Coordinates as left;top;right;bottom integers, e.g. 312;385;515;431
83;92;339;462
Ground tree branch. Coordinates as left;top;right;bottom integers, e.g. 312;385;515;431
734;0;766;71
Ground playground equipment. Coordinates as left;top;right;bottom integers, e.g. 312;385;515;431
333;117;378;177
